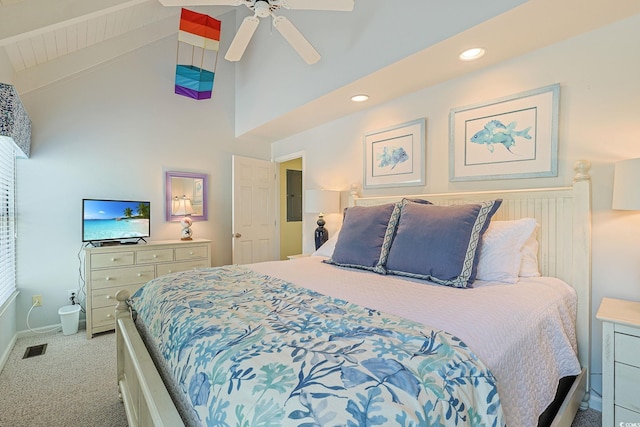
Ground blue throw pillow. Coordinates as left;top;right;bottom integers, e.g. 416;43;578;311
326;203;398;273
385;199;502;288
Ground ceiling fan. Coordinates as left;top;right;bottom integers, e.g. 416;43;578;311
158;0;355;64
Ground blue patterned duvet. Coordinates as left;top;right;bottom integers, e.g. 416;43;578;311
131;265;505;427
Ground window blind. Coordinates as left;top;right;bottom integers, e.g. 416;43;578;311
0;138;16;307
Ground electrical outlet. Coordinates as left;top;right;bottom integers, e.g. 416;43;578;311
32;295;43;307
67;290;77;303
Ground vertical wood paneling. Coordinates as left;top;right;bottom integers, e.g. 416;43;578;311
42;32;57;61
30;35;47;65
16;38;35;68
54;27;67;56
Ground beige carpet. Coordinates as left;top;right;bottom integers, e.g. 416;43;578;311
0;328;601;427
0;329;127;427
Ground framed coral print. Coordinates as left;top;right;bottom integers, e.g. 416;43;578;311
363;118;426;189
449;84;559;181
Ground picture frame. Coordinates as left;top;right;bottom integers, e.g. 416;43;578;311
449;84;559;182
363;118;426;189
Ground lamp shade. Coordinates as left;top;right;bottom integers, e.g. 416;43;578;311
304;189;340;214
612;158;640;210
173;196;194;216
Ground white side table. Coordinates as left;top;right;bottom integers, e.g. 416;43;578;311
596;297;640;425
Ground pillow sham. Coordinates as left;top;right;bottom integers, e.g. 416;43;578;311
519;226;541;277
475;218;537;283
326;203;397;273
385;199;502;288
312;229;340;258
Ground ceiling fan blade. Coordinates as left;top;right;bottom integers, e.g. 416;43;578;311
273;15;320;64
159;0;243;6
225;15;260;62
280;0;354;11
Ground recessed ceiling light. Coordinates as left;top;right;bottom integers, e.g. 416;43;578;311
351;94;369;102
459;48;486;61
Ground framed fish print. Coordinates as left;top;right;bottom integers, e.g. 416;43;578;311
449;84;559;181
363;118;426;189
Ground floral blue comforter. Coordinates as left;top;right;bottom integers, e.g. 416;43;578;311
131;265;505;427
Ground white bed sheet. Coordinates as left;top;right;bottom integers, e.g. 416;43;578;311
248;256;581;427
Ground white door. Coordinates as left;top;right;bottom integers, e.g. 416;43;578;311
232;155;277;264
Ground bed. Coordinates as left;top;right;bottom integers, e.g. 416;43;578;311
115;161;592;427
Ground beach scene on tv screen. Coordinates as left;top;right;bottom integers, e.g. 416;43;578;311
83;200;150;241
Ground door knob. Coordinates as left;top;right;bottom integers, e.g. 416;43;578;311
233;233;242;238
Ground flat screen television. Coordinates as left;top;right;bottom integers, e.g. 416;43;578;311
82;199;150;245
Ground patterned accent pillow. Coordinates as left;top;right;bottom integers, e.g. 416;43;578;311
326;203;397;273
385;199;502;288
325;199;432;273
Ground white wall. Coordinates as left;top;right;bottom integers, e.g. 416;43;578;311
272;13;640;405
12;34;270;331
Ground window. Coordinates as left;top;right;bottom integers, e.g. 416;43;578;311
0;138;16;307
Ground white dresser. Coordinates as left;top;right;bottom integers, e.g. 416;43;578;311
84;239;211;338
596;297;640;425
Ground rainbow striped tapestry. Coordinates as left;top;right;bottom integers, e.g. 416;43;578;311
175;9;221;100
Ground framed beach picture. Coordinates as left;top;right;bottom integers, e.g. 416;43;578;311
449;84;559;181
363;118;426;189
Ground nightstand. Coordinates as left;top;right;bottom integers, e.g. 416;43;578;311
596;297;640;425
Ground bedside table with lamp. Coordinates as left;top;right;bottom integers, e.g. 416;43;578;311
597;158;640;425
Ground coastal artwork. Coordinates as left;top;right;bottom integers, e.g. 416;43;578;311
464;107;537;166
363;118;425;189
449;84;559;181
372;137;412;177
83;200;150;241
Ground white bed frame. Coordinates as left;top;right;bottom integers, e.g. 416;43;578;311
115;160;592;427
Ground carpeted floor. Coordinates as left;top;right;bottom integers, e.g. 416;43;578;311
0;329;127;427
0;328;601;426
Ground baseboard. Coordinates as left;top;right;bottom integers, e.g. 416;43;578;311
0;333;17;374
16;319;86;339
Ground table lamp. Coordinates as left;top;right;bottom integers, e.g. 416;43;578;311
173;195;194;240
612;158;640;211
305;189;340;249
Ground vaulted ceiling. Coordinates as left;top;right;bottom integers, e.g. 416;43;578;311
2;0;640;141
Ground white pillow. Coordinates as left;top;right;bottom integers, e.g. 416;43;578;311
519;226;541;277
312;229;340;257
475;218;537;284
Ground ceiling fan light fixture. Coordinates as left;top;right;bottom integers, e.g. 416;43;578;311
254;0;272;18
459;47;485;61
351;94;369;102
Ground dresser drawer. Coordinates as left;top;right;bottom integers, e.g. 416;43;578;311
175;245;209;261
91;252;134;268
615;404;640;425
91;284;142;309
157;260;209;276
91;306;119;330
90;265;155;289
615;332;640;368
615;362;640;412
136;248;174;264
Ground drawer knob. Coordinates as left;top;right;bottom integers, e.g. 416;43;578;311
107;314;112;318
137;273;142;277
106;295;112;300
189;251;194;255
168;270;173;273
110;258;116;262
105;276;111;281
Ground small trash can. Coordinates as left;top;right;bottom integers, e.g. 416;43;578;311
58;305;81;335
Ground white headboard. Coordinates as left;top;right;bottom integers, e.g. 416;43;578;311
349;160;592;402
